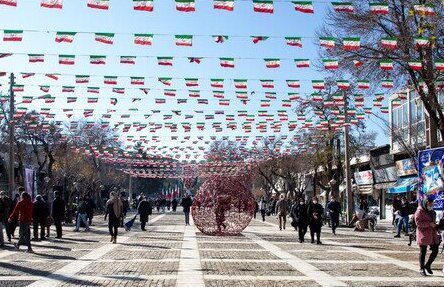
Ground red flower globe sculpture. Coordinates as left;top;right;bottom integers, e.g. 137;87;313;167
191;174;256;236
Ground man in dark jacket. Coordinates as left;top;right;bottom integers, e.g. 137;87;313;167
171;198;178;212
32;195;49;241
308;197;324;244
394;196;410;238
85;195;96;226
52;191;65;239
293;198;309;243
138;196;152;231
326;196;341;235
181;193;193;225
0;191;13;245
120;192;129;227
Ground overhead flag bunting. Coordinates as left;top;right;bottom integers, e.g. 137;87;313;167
104;76;118;85
213;35;228;43
264;58;280;68
220;57;234;68
214;0;234;11
175;35;193;46
342;37;360;51
414;37;430;48
353;60;363;68
41;0;63;9
369;2;389;15
413;4;435;16
87;0;109;10
408;60;422;71
312;80;325;90
253;0;273;14
293;1;314;14
134;33;153;46
55;31;76;43
95;33;114;44
286;80;300;88
133;0;153;12
381;37;397;49
175;0;195;12
157;57;173;66
90;55;106;65
435;60;444;71
380;60;393;71
0;0;16;7
28;54;44;63
58;54;75;65
322;58;339;70
285;37;302;47
3;30;23;41
234;79;247;89
319;37;335;49
120;56;136;64
75;75;90;84
158;77;172;86
295;58;310;68
188;57;202;64
357;80;370;89
332;2;353;13
251;36;268;44
185;78;199;87
130;77;145;85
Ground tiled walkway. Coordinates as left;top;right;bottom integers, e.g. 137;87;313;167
0;212;443;287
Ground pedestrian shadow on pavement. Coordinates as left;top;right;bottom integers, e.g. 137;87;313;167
32;244;71;251
52;238;99;243
31;252;77;260
119;243;171;249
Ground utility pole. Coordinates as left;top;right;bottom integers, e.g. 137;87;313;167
343;91;353;224
8;73;15;197
128;174;132;200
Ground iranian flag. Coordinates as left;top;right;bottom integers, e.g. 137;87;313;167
157;57;173;66
59;54;75;65
0;0;16;7
175;35;193;46
188;57;202;64
3;30;23;41
312;93;323;102
158;77;172;86
110;98;117;105
251;36;268;44
288;93;300;100
28;54;44;63
12;85;24;92
265;92;276;99
337;80;350;90
87;97;98;103
113;88;125;94
253;1;273;14
134;33;152;45
435;60;444;71
414;4;435;16
164;89;176;97
104;76;118;85
87;0;109;10
95;33;114;44
87;87;100;93
369;2;389;15
332;2;353;13
55;31;76;43
189;90;200;98
213;35;228;43
62;86;75;93
211;79;224;88
382;79;393;88
133;0;153;11
214;0;234;11
414;37;429;48
220;58;234;68
41;0;63;8
234;79;247;89
379;60;393;71
236;91;248;99
22;96;33;103
120;56;136;64
260;80;274;89
131;77;145;85
90;55;106;65
357;80;370;89
286;80;300;88
342;37;360;51
292;1;314;14
264;58;280;68
285;37;302;47
381;37;397;49
295;59;310;68
21;73;35;78
323;58;339;70
175;0;195;12
319;37;335;49
40;85;50;92
408;61;422;71
260;100;271;107
185;78;199;87
219;99;230;106
213;91;225;98
312;80;325;90
75;75;90;83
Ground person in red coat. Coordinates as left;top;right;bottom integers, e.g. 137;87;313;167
8;192;33;252
414;196;439;276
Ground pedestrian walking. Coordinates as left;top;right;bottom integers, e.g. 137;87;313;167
394;196;409;238
138;196;152;231
104;192;123;244
74;197;90;232
0;192;12;242
308;197;324;244
254;200;259;219
0;193;6;247
120;192;129;227
32;195;49;241
293;198;309;243
171;198;178;212
326;196;341;235
275;194;289;230
181;193;193;225
259;197;267;222
415;196;439;276
392;195;401;226
9;193;20;238
9;192;33;252
52;191;65;239
42;195;52;238
85;195;96;226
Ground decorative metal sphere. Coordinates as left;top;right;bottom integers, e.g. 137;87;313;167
191;175;255;236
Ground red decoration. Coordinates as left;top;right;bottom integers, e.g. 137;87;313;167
192;174;255;236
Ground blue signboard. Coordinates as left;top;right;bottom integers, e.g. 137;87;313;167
418;148;444;210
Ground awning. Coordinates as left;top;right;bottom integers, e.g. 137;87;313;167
388;176;418;194
374;182;395;190
357;184;373;195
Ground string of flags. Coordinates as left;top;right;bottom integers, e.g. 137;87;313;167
1;1;440;17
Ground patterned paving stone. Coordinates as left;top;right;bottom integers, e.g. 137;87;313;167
205;280;320;287
103;250;181;260
78;261;179;276
59;279;176;287
198;242;263;250
311;262;421;277
291;251;375;261
201;261;303;276
200;250;279;260
0;281;36;287
0;261;67;276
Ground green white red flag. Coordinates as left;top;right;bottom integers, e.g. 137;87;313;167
28;54;44;63
59;54;75;65
55;31;76;43
157;57;173;66
260;80;274;88
95;33;114;44
220;58;234;68
286;80;300;88
295;59;310;68
110;98;117;105
189;90;200;98
0;0;16;7
185;78;199;87
337;80;350;90
357;80;370;89
322;58;339;70
214;0;234;11
382;79;393;88
41;0;62;9
87;97;98;103
213;91;225;98
188;57;202;64
75;75;90;84
90;55;106;65
133;0;153;12
134;34;152;45
253;1;273;14
369;2;389;15
175;0;195;12
288;93;300;100
251;36;268;44
293;1;314;14
219;99;230;106
12;85;24;92
155;98;166;104
120;56;136;64
380;60;393;71
332;2;353;13
158;77;172;86
342;37;360;51
62;86;75;93
87;0;109;10
3;30;23;41
175;35;193;46
264;58;280;68
40;85;50;93
285;37;302;47
381;37;397;49
87;87;100;93
408;61;422;71
104;76;118;85
21;73;35;78
131;77;145;85
311;80;324;90
22;96;33;103
234;79;247;89
414;4;435;16
319;37;335;49
164;89;176;97
211;79;224;88
414;37;430;48
112;88;125;94
435;60;444;71
213;35;228;43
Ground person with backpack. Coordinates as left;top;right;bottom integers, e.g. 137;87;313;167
32;195;49;241
74;197;90;232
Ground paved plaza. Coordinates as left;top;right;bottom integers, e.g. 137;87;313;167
0;212;443;287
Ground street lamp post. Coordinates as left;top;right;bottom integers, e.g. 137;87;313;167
8;72;15;197
343;91;353;225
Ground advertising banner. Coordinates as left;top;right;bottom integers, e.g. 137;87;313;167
418;148;444;210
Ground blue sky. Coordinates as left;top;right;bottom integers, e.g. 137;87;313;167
0;0;388;158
